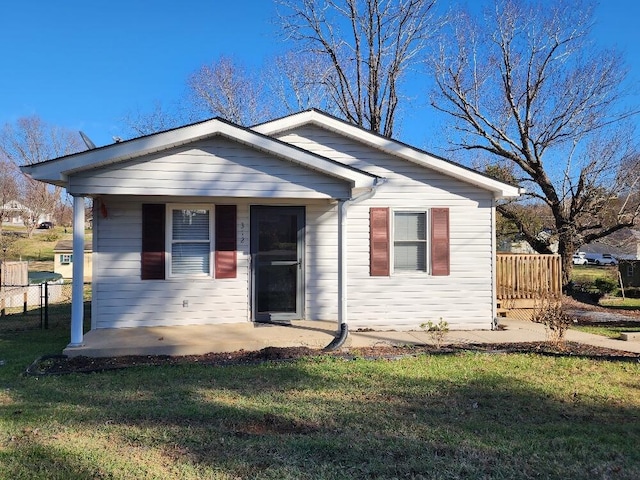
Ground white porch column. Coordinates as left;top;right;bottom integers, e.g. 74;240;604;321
69;195;85;347
338;200;347;325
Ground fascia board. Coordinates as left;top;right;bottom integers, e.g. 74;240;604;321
255;110;521;199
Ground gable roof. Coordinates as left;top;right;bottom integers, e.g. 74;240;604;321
54;239;93;253
21;117;378;190
21;109;520;199
253;109;521;198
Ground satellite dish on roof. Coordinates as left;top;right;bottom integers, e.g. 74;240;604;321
79;131;96;150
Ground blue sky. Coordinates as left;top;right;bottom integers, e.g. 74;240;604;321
1;0;638;151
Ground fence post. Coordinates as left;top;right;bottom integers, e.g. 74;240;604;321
44;282;49;330
40;283;43;329
23;290;27;314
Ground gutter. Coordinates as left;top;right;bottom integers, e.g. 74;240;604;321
323;177;387;351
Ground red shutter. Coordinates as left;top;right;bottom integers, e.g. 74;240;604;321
431;208;450;276
215;205;237;278
370;207;390;276
141;204;165;280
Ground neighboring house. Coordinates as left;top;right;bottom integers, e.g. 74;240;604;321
498;230;558;255
53;239;92;281
498;240;536;254
619;260;640;288
21;109;520;351
0;200;52;226
580;229;640;261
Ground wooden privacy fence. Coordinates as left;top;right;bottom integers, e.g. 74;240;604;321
496;254;562;304
1;261;28;286
0;261;30;317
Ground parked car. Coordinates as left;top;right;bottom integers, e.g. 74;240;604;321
585;253;618;266
37;221;53;229
572;252;588;265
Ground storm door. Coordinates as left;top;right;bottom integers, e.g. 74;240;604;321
250;206;305;323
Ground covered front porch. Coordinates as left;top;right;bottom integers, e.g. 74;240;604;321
63;320;341;358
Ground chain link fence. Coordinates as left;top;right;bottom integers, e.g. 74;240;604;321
0;282;91;333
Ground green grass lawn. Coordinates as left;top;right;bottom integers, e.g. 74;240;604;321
600;297;640;310
572;324;640;339
571;264;618;283
1;319;639;479
0;226;90;269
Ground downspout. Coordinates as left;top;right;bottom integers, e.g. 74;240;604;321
323;177;387;351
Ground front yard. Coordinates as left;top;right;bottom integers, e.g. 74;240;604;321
0;236;638;478
1;318;639;479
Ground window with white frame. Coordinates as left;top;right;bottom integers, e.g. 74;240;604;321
393;211;427;272
168;206;212;277
60;254;72;265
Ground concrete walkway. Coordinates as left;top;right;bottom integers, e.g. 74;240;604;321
63;317;640;358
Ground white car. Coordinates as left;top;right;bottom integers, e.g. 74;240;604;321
572;253;588;265
587;253;618;266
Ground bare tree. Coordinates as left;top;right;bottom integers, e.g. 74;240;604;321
121;101;186;138
20;178;58;237
0;159;20;233
53;193;74;228
279;0;439;137
187;56;269;126
429;0;639;286
0;116;83;165
264;51;336;115
0;116;84;237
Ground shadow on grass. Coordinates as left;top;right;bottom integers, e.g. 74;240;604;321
2;349;639;479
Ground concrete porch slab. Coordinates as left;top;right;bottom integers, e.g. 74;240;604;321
61;318;640;358
63;321;342;358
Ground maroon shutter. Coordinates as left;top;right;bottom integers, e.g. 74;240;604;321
431;208;450;276
141;204;165;280
370;207;390;276
215;205;237;278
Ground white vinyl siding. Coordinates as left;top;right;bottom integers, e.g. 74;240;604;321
275;125;497;330
393;211;427;272
91;197;250;329
68;138;351;199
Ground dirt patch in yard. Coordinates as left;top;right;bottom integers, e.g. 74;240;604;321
26;341;640;376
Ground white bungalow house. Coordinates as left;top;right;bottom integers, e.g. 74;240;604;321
21;110;520;352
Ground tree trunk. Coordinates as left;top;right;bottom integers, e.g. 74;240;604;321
556;232;575;291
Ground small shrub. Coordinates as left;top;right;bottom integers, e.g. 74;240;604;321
420;318;449;349
571;276;619;303
616;287;640;298
42;232;61;242
531;298;575;345
593;277;617;295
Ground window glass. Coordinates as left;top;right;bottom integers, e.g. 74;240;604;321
394;212;427;271
170;208;211;276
